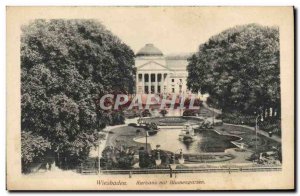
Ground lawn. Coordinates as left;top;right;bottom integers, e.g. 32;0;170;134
105;126;151;152
214;124;280;153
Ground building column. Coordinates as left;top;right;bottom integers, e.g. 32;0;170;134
164;73;169;93
142;73;144;94
136;73;139;94
157;73;159;94
154;73;158;94
160;73;165;93
157;73;163;93
148;72;151;94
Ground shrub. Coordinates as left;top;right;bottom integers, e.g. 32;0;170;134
110;111;125;125
215;113;223;120
128;123;137;127
101;146;135;169
142;109;151;117
197;121;213;129
183;109;198;116
139;150;172;169
184;98;202;108
222;112;256;126
138;151;154;168
147;122;158;130
159;109;168;117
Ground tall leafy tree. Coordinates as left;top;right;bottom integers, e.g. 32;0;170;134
187;24;280;116
21;19;135;168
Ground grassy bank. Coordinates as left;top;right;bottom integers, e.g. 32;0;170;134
105;126;151;152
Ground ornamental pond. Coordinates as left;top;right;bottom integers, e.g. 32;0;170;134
134;117;241;154
134;127;240;154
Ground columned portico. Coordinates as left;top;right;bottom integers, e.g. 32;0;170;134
135;43;192;95
137;72;169;94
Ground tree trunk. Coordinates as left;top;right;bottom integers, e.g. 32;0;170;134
277;106;281;119
265;108;269;119
262;107;266;121
271;106;275;117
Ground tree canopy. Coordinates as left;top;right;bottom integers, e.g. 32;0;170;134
21;19;135;168
187;24;280;116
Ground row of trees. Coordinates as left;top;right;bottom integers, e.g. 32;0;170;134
187;24;280;118
21;19;135;172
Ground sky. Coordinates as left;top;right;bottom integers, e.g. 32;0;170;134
92;7;286;55
15;6;288;55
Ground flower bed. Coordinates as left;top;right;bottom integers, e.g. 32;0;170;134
158;117;187;124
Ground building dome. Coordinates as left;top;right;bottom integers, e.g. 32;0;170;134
136;44;163;57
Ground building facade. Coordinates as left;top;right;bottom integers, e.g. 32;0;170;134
135;43;192;95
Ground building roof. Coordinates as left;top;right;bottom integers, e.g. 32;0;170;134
165;53;192;70
165;53;193;60
166;59;188;70
136;44;164;57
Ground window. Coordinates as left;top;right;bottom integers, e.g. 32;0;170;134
138;74;142;82
179;85;182;93
151;86;155;94
172;88;175;93
172;79;175;83
145;74;149;82
151;74;155;82
158;74;162;82
145;86;149;94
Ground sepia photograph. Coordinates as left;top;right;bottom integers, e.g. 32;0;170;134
6;6;294;191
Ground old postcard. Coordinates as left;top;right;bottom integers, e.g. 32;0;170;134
6;6;294;190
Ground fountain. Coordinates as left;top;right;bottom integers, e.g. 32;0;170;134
179;124;196;142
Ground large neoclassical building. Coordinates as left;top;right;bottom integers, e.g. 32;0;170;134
135;43;192;95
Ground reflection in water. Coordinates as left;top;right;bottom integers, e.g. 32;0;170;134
135;129;239;154
182;140;193;151
149;109;183;117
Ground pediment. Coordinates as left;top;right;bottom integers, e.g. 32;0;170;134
137;61;172;71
